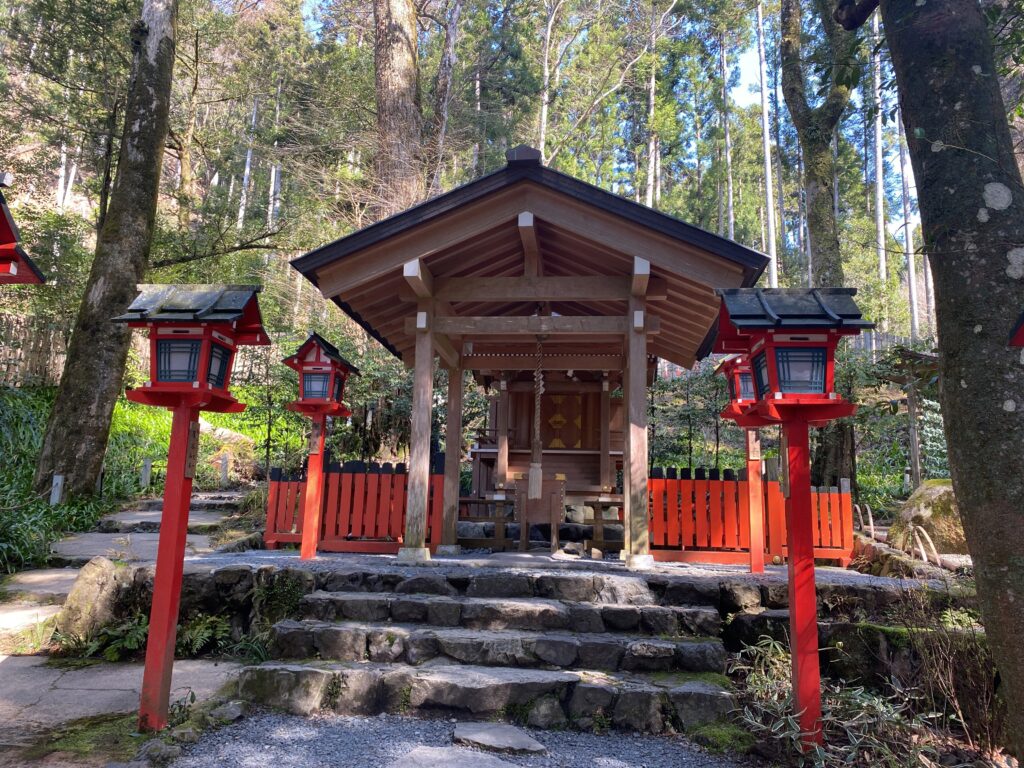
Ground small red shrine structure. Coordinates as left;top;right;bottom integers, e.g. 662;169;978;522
112;284;267;732
714;287;872;745
0;175;44;284
282;333;358;559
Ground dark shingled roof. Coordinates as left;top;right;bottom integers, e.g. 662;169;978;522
289;332;360;375
112;284;262;324
717;288;875;330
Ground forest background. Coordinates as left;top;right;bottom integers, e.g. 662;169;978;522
0;0;1002;572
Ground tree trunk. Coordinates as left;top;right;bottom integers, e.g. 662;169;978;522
781;0;856;287
429;0;462;196
644;1;657;208
872;12;887;289
34;0;178;496
720;34;734;240
897;106;919;341
267;78;283;230
373;0;423;218
838;0;1024;751
757;1;778;286
236;98;258;231
177;30;199;230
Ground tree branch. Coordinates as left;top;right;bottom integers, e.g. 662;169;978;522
150;226;285;269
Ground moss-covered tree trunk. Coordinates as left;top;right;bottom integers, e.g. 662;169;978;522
373;0;423;219
34;0;179;496
838;0;1024;754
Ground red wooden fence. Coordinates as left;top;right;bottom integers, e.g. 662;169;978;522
266;463;854;564
264;461;444;554
647;469;853;565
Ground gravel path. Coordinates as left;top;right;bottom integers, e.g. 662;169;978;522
170;712;751;768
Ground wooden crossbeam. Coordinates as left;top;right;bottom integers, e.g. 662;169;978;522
403;259;433;297
462;354;624;371
519;211;540;277
412;275;668;303
404;315;660;336
632;257;651;296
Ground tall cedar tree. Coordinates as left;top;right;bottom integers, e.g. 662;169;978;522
780;0;859;486
34;0;179;495
836;0;1024;754
373;0;424;219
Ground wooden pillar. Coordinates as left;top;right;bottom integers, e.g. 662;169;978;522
782;418;823;745
439;368;463;554
299;413;327;560
626;295;652;569
745;429;765;574
495;379;509;489
599;373;611;490
620;366;632;560
399;308;433;562
138;404;199;731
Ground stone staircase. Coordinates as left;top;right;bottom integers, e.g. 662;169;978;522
49;490;246;566
238;568;739;734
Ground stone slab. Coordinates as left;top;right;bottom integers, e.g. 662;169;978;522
98;508;230;533
2;569;80;603
0;601;61;632
0;655;239;743
452;722;546;754
50;532;213;564
388;746;517;768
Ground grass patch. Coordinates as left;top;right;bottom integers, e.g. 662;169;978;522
689;720;755;753
643;670;733;689
0;616;55;655
22;712;141;762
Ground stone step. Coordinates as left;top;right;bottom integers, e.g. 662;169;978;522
236;661;736;734
271;619;727;674
49;532;213;566
96;508;231;534
136;493;244;512
300;591;723;637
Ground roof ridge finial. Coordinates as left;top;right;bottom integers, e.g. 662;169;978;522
506;145;542;165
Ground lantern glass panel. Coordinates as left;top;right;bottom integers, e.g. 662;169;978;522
303;373;329;399
738;372;755;400
753;353;769;398
333;374;343;402
775;347;827;393
156;340;200;382
207;343;231;389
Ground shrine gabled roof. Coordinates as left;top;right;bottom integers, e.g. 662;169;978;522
291;145;770;369
0;186;45;284
112;284;269;344
286;332;360;375
717;288;875;330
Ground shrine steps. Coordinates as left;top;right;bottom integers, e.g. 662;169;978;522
269;618;727;674
237;660;736;734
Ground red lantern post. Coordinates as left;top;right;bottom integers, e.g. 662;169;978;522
282;334;357;559
0;175;44;285
112;285;267;732
715;288;873;745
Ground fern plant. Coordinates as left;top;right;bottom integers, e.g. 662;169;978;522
175;613;231;658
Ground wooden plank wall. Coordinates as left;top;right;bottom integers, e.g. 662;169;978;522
264;460;445;554
648;467;853;565
266;462;854;564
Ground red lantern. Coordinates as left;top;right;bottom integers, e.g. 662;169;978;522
715;287;873;747
0;176;44;285
715;354;774;428
283;334;358;560
112;285;267;733
283;333;356;418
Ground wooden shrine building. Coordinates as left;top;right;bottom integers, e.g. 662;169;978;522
292;145;768;565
